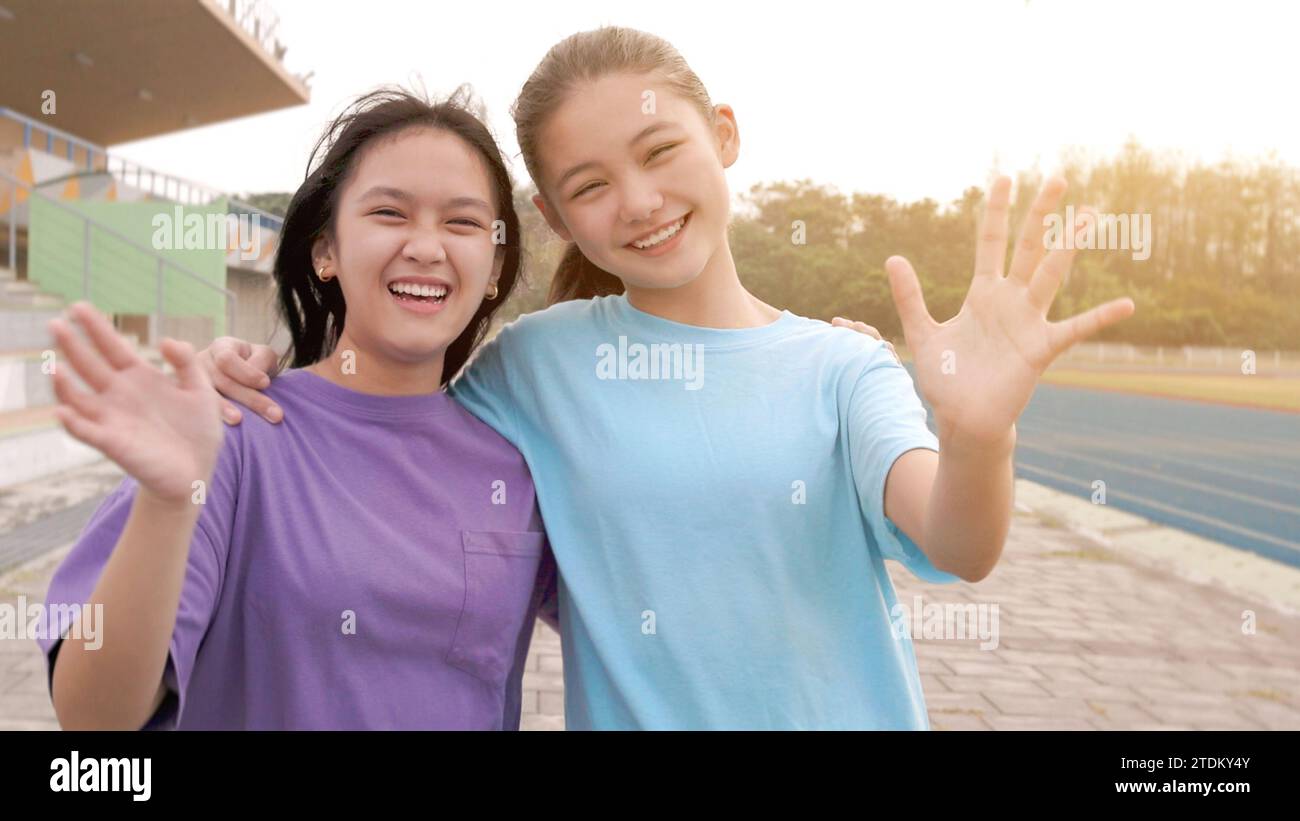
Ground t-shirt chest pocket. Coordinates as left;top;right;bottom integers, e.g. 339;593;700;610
446;530;547;685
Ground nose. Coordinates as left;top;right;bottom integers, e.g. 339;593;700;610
402;229;447;267
618;175;664;225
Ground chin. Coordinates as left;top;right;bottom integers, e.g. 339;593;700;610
649;261;708;290
614;250;699;285
665;269;706;290
384;339;452;364
619;273;691;292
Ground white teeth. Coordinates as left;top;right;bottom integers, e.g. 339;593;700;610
388;282;448;299
631;216;686;249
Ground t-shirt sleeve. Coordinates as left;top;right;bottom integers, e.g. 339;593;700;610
448;322;524;446
845;342;961;585
38;429;242;729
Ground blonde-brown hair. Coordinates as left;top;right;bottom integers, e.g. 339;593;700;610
510;26;716;304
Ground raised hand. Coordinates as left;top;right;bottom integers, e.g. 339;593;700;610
885;176;1135;447
48;303;224;503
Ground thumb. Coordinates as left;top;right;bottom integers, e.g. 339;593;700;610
885;256;934;345
160;338;209;392
248;344;281;378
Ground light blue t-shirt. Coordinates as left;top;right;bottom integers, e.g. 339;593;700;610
450;294;960;729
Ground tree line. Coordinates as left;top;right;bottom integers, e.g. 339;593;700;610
257;138;1300;350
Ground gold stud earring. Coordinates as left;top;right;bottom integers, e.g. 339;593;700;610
485;282;499;300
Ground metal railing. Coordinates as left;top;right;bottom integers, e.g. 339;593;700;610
217;0;286;63
0;107;284;229
1;169;237;346
0;106;102;171
1053;341;1300;375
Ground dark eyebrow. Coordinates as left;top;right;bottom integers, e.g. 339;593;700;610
445;196;493;214
359;187;492;214
358;185;413;202
554;121;680;191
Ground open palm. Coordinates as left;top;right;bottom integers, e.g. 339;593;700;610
886;177;1135;446
49;303;224;503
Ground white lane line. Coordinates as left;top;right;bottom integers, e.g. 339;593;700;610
1015;463;1300;554
1015;440;1300;516
1016;427;1300;494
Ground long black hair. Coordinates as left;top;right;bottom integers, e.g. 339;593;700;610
274;85;522;384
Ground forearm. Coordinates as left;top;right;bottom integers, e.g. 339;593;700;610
921;426;1017;581
52;491;200;730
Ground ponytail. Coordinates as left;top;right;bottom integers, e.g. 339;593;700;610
547;242;625;305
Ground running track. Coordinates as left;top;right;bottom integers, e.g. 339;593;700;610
910;375;1300;569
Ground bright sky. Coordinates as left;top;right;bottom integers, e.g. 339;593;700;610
116;0;1300;205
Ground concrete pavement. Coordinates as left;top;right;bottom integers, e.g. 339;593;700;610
3;461;1298;730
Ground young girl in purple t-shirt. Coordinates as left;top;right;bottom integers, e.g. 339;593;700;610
39;87;555;730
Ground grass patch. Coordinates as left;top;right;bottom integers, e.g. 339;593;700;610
1033;510;1068;530
1041;369;1300;412
1242;688;1291;703
1043;546;1114;562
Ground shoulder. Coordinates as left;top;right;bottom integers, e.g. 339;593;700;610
214;370;319;463
490;297;608;348
767;312;916;413
460;298;610;385
776;311;895;374
443;400;532;472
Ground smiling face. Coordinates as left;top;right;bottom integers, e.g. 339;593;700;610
312;127;503;368
533;72;739;292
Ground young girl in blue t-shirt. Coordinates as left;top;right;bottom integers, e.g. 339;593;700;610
201;27;1133;728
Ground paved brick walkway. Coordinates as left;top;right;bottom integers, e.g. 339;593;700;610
3;462;1298;730
907;507;1300;730
520;621;565;731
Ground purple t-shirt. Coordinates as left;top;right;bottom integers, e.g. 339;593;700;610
39;369;554;730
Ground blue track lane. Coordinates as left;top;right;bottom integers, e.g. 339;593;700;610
911;373;1300;568
904;366;1300;566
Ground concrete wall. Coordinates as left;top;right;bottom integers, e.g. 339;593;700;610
227;267;282;348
